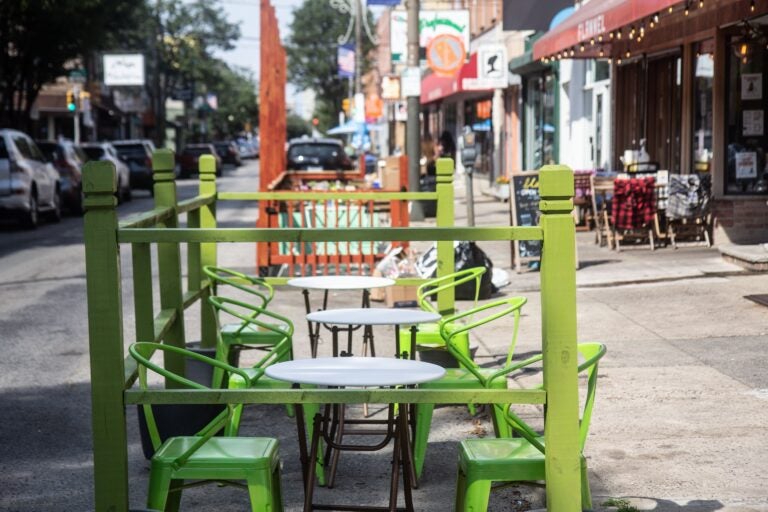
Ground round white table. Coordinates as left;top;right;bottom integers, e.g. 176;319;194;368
266;357;445;512
287;276;396;357
306;308;441;358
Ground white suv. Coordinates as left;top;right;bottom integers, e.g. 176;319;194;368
0;129;61;228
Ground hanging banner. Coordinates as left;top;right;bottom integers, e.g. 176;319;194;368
338;44;355;78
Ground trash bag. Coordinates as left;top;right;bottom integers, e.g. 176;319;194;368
416;241;496;300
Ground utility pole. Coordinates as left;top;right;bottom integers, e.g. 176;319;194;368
406;0;423;220
354;0;363;95
153;0;165;148
73;85;81;144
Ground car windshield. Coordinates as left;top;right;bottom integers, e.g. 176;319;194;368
184;146;212;155
82;147;105;160
36;142;58;162
288;143;341;161
113;144;147;157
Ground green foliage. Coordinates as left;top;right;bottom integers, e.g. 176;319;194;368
286;0;374;130
286;113;312;140
0;0;145;129
204;62;258;139
602;498;639;512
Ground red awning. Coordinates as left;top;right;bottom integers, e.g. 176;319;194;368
421;52;491;104
532;0;681;60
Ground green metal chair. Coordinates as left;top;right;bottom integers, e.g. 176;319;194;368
454;343;607;512
209;296;327;486
411;296;527;480
203;266;289;360
129;342;284;512
396;267;486;362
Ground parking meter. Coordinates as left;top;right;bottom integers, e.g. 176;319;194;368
461;130;478;173
461;128;477;226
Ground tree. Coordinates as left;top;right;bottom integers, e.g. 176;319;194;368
150;0;241;145
0;0;145;130
205;62;259;138
286;0;374;131
286;113;312;140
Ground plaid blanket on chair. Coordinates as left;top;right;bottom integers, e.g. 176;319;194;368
612;177;656;230
666;174;711;220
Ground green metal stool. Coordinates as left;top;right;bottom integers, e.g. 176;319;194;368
129;342;284;512
412;296;527;480
455;343;606;512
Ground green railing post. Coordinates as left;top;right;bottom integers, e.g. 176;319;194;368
83;160;129;511
199;155;218;348
538;165;580;511
152;149;187;382
435;157;456;315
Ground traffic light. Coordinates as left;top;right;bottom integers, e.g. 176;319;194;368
66;90;76;112
342;98;350;115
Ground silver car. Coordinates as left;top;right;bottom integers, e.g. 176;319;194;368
80;142;132;203
0;129;61;228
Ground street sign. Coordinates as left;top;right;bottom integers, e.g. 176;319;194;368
103;54;145;86
172;88;193;101
381;75;401;100
68;69;87;83
401;67;421;97
474;44;508;89
426;34;466;76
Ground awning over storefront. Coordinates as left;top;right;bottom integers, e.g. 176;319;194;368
532;0;681;60
502;0;573;31
421;52;492;104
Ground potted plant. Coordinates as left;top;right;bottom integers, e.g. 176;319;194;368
493;175;511;201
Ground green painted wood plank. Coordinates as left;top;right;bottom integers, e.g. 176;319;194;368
182;288;206;310
539;165;581;512
119;226;543;243
118;207;174;229
82;160;130;510
198;157;218;349
435;158;456;315
125;388;546;405
152;150;187;382
123;355;138;389
218;191;439;201
176;193;215;214
131;243;154;345
153;308;178;343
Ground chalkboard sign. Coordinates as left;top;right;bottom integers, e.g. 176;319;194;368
510;172;541;271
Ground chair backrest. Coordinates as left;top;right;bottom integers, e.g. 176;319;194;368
417;267;486;315
203;265;274;308
208;295;293;368
129;342;255;458
505;342;607;453
439;296;527;382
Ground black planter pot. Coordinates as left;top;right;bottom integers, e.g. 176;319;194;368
416;344;479;369
137;341;241;459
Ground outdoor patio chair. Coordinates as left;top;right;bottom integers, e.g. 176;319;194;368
411;296;527;480
454;342;606;512
129;342;284;512
396;267;486;364
203;266;289;357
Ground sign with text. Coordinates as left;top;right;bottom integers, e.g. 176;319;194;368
390;10;469;64
103;54;145;86
510;173;542;268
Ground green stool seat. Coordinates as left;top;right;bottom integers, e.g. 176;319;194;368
130;342;285;512
397;322;471;365
454;343;607;512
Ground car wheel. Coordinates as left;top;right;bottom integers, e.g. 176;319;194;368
123;179;133;202
23;190;39;229
74;186;85;215
49;188;62;222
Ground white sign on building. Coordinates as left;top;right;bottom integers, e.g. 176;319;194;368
467;43;508;89
103;54;145;86
390;10;470;64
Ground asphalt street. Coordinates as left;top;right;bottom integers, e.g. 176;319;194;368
0;159;767;511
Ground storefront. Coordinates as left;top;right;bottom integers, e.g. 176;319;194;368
420;52;494;175
533;0;768;244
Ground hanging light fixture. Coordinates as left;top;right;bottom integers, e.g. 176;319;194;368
653;12;660;24
750;0;755;13
599;47;605;58
698;0;704;8
684;1;690;16
730;19;768;65
598;34;604;42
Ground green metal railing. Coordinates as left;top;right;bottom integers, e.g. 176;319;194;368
83;151;580;511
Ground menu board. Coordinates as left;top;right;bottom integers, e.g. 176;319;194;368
510;172;542;270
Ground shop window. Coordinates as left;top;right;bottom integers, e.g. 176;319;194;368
724;22;768;194
525;72;556;170
692;40;714;174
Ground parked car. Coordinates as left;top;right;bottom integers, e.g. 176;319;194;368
178;144;222;178
286;138;354;171
80;142;132;203
236;139;257;159
213;141;242;167
112;139;155;192
36;139;87;213
0;129;61;228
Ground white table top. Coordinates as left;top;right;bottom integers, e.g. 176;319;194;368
306;308;440;326
287;275;395;291
265;356;446;387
